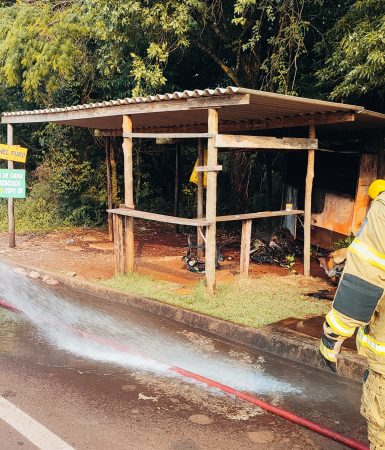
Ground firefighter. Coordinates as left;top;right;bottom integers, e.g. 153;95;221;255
319;179;385;450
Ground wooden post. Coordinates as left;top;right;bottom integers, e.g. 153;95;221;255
122;115;134;208
135;138;141;209
122;115;135;273
205;109;219;294
304;125;316;276
105;137;113;241
197;138;204;257
174;145;180;233
113;214;125;274
265;153;273;235
110;138;118;208
7;124;15;248
240;219;252;277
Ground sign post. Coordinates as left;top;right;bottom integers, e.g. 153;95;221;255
1;124;28;248
7;125;15;247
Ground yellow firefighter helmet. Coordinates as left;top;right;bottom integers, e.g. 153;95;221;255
368;179;385;200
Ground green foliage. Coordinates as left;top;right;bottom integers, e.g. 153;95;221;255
317;0;385;100
334;233;355;249
136;178;172;213
0;124;109;230
0;180;62;232
0;0;327;103
0;1;93;104
0;0;194;103
232;0;312;92
283;254;297;273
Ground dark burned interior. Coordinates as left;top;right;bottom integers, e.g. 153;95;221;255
285;129;383;213
286;151;361;212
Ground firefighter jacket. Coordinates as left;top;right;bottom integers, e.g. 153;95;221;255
321;191;385;375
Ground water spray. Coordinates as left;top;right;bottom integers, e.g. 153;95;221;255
0;297;369;450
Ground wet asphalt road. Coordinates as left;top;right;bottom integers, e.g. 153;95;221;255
0;269;369;449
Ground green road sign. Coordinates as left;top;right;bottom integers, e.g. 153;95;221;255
0;169;26;199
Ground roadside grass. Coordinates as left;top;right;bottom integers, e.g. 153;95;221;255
100;273;330;328
0;200;63;233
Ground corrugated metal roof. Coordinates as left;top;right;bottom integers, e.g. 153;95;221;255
2;86;385;131
2;87;239;117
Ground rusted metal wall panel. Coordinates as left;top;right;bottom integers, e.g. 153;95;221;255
311;154;378;240
312;193;355;236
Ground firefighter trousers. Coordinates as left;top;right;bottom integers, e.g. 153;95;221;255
361;370;385;449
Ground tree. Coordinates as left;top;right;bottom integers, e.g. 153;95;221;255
188;0;315;93
317;0;385;104
0;1;94;105
0;0;327;106
0;0;192;104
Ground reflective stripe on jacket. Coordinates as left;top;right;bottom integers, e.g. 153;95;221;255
349;238;385;272
357;327;385;356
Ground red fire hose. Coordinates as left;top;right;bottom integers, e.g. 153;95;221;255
0;298;369;450
171;366;368;450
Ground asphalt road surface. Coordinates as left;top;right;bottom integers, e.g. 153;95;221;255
0;268;369;449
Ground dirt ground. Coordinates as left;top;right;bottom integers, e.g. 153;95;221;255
0;221;331;289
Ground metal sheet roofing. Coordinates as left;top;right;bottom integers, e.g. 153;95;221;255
2;87;385;132
2;87;239;117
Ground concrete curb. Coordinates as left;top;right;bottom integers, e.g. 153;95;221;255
1;258;367;382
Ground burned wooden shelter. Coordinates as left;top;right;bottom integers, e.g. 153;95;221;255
2;87;385;293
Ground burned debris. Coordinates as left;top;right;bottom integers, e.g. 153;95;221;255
250;228;302;270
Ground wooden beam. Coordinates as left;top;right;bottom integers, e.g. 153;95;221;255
122;133;213;139
113;214;125;274
122;115;135;273
240;219;252;277
107;208;211;227
216;210;304;222
205;109;219;294
2;94;250;124
96;111;357;136
108;208;303;225
7;124;15;248
197;138;205;258
304;125;316;277
220;111;356;132
215;134;318;150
